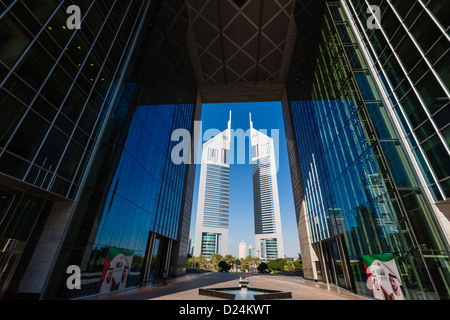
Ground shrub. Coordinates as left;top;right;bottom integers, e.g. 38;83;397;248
257;262;269;273
293;260;303;270
267;259;286;272
218;261;230;272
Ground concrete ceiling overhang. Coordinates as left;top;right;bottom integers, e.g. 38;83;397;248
186;0;297;103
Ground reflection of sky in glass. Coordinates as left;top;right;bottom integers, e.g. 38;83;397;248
293;98;401;257
93;103;193;255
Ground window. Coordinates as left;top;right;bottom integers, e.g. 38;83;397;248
7;110;50;161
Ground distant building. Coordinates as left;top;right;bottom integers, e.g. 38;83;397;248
239;240;247;259
193;112;232;259
248;244;255;258
250;114;284;261
2;0;449;301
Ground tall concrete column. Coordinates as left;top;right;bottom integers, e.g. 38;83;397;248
298;198;320;281
18;201;74;298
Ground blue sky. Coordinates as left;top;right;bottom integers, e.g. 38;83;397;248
189;102;300;258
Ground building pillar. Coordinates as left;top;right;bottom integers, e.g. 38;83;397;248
298;199;320;281
18;201;74;298
337;235;352;289
435;200;450;247
141;233;156;285
164;239;173;275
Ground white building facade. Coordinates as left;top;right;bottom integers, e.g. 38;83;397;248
250;114;284;261
239;240;247;259
248;244;255;257
193;112;232;259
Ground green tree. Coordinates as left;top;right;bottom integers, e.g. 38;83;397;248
245;256;253;271
279;259;287;271
257;262;269;273
284;260;295;272
293;260;302;270
210;253;223;271
224;254;236;271
186;256;196;268
267;259;287;273
198;255;207;270
251;257;260;272
267;260;279;271
218;261;230;272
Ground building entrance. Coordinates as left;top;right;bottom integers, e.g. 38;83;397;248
0;185;53;299
319;236;351;291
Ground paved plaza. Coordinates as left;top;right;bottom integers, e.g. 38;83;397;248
93;272;372;301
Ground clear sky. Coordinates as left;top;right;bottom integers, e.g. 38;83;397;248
189;101;301;258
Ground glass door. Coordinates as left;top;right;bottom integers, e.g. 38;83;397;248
331;239;346;288
0;186;49;298
0;187;21;298
322;241;336;285
148;238;160;281
320;237;351;290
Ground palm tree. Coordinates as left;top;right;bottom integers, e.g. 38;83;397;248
284;260;295;272
239;258;245;272
224;254;235;271
233;256;240;272
194;256;201;269
251;257;260;273
197;255;207;270
242;255;253;272
186;256;196;268
210;253;223;271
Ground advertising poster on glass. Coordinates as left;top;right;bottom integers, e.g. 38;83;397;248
363;253;406;300
98;247;134;294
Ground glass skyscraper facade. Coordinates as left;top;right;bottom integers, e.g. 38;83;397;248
283;0;449;300
343;0;449;202
0;0;198;299
1;0;145;198
0;0;448;301
193;114;231;259
251;116;284;261
252;157;277;235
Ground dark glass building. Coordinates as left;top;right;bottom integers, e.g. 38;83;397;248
0;0;448;300
0;0;198;299
282;0;450;300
